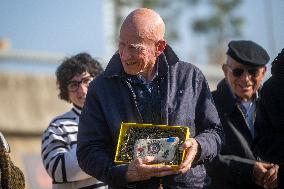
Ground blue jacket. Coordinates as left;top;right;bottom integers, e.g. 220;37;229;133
77;45;224;189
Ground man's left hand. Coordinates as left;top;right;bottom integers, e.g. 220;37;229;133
177;138;200;174
263;164;279;189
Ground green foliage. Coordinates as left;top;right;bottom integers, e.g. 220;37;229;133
192;0;243;39
190;0;244;64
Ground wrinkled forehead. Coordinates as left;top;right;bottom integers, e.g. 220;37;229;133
120;24;152;40
119;28;154;46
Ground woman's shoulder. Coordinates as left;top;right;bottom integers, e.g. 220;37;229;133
0;132;10;153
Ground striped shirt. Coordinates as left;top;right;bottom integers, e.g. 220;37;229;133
41;106;107;189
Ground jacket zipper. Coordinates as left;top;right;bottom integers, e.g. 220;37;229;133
237;105;249;125
123;79;143;122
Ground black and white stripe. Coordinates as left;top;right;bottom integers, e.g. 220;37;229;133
41;107;107;189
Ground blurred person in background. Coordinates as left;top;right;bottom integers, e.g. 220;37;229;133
41;53;107;189
208;40;276;189
77;8;223;189
0;132;25;189
254;48;284;189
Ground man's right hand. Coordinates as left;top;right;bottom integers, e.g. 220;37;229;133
126;156;177;183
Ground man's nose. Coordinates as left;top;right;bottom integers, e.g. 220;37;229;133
240;70;251;81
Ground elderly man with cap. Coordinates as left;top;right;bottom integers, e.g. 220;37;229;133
208;40;275;189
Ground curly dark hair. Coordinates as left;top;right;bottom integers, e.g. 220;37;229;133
56;52;103;102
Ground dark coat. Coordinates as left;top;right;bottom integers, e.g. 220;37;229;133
254;77;284;189
254;48;284;188
209;79;263;189
77;45;224;189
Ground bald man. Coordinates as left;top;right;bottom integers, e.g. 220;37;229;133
77;8;223;188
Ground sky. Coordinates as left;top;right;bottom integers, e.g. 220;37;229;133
0;0;105;56
0;0;109;73
241;0;284;57
0;0;284;74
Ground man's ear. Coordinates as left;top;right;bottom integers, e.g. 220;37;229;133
262;66;267;74
222;64;226;73
222;64;229;78
155;40;166;57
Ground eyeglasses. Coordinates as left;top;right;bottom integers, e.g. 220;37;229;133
227;66;261;77
67;76;94;92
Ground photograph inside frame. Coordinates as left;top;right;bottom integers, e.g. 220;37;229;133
115;123;190;166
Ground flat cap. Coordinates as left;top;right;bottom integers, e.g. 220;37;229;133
227;40;270;66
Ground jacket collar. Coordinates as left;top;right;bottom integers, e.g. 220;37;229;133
217;79;260;115
103;45;179;79
216;79;238;115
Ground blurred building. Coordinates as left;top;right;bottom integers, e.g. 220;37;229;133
0;38;70;189
5;0;284;188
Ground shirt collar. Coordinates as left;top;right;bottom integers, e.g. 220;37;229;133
72;104;82;116
236;91;259;103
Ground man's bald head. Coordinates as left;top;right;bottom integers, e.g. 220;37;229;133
120;8;165;42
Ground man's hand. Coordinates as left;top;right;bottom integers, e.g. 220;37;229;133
126;156;177;183
262;164;279;189
177;138;200;174
253;161;274;186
